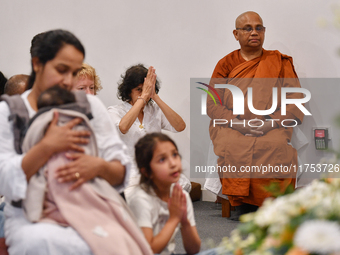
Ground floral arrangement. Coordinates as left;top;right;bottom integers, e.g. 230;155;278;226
216;176;340;255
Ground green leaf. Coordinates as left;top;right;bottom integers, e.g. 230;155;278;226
263;181;295;198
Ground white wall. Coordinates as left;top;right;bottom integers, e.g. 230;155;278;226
1;0;340;186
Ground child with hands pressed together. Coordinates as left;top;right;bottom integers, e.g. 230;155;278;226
127;133;201;255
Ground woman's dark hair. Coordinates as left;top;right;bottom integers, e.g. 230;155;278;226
135;132;178;193
27;29;85;90
117;64;160;103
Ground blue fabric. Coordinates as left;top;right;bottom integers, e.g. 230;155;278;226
0;202;5;238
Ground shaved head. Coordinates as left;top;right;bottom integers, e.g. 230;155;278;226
233;11;265;58
235;11;263;28
4;74;29;95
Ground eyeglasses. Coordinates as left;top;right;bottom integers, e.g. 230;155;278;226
236;26;266;33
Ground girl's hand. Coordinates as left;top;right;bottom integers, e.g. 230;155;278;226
42;111;90;154
54;153;103;190
141;66;156;102
168;183;185;222
180;190;188;225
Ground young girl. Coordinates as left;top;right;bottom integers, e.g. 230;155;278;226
127;133;201;255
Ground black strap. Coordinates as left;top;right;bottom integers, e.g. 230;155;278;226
11;200;22;208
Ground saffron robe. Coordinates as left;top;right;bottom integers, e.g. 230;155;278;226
208;49;304;206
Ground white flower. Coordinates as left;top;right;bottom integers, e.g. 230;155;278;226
329;178;340;188
310;195;332;219
254;195;299;228
249;251;273;255
240;211;255;222
239;234;256;249
294;220;340;254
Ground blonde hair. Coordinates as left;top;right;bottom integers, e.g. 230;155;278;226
76;63;102;94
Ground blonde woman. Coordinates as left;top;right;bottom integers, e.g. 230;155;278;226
73;63;102;95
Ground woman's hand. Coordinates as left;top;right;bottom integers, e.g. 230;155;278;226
54;152;126;190
22;111;91;181
141;66;156;102
54;153;103;190
41;111;91;154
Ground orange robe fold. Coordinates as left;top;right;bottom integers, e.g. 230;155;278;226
207;49;304;206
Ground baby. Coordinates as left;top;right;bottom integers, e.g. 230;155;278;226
23;85;152;255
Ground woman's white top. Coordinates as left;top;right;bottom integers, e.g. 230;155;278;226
0;90;131;201
108;101;177;178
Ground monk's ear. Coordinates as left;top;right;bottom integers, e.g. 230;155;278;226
233;30;239;41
